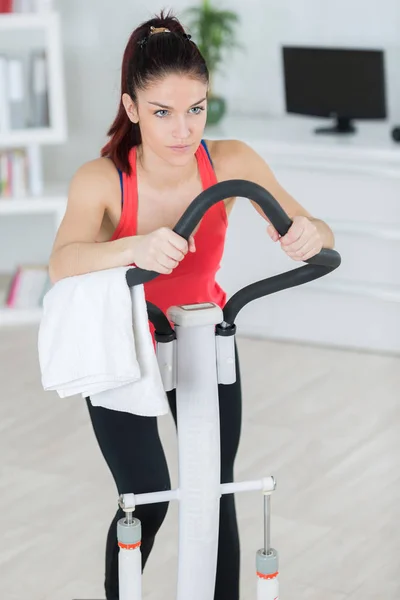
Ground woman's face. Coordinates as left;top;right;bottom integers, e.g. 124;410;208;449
123;73;208;165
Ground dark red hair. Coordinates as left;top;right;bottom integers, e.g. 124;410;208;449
100;9;209;175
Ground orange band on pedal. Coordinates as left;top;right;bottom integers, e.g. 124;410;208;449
118;541;141;550
257;570;279;580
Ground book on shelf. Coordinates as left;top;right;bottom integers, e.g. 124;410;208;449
0;0;12;12
0;0;54;13
0;147;32;197
0;50;50;133
4;263;50;309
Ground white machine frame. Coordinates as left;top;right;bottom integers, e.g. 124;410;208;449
118;300;278;600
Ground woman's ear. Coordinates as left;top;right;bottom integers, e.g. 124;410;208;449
122;93;139;124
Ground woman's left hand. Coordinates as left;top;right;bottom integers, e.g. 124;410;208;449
267;215;323;261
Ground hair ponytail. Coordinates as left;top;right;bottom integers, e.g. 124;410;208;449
100;9;208;175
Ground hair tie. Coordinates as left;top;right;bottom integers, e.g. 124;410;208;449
150;26;171;35
137;27;192;48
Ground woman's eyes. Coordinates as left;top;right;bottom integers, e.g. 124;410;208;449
190;106;205;115
154;106;205;118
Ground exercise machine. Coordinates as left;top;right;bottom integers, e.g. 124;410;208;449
118;180;341;600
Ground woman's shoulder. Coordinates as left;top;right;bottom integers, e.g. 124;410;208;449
72;156;119;185
68;156;120;205
203;138;257;179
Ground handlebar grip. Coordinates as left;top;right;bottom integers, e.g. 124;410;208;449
126;179;341;288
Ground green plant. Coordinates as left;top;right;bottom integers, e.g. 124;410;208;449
183;0;242;96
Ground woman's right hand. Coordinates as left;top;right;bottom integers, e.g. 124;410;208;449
133;227;196;274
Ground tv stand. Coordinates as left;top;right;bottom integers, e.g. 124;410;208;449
315;116;356;134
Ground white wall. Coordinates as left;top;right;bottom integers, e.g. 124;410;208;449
3;0;400;272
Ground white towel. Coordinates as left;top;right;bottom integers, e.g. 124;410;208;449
38;266;169;417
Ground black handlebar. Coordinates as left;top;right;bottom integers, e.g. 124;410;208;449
126;180;341;325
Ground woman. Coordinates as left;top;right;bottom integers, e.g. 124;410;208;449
49;10;335;600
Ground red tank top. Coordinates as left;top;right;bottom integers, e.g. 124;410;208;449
110;141;228;338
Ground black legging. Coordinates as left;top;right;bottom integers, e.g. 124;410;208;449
85;344;242;600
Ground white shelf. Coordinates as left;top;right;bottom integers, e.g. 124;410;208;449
0;126;67;147
0;306;42;326
0;11;56;31
0;195;67;215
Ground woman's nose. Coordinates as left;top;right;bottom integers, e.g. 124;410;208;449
172;115;191;140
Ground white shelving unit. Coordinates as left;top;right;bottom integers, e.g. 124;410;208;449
0;10;68;327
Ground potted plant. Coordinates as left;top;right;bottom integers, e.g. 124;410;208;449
183;0;242;125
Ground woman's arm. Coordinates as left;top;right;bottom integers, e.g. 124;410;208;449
48;159;138;283
48;158;195;283
222;140;335;260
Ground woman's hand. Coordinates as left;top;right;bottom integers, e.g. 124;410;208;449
133;227;196;274
267;215;323;261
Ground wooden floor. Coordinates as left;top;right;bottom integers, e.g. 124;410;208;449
0;325;399;600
